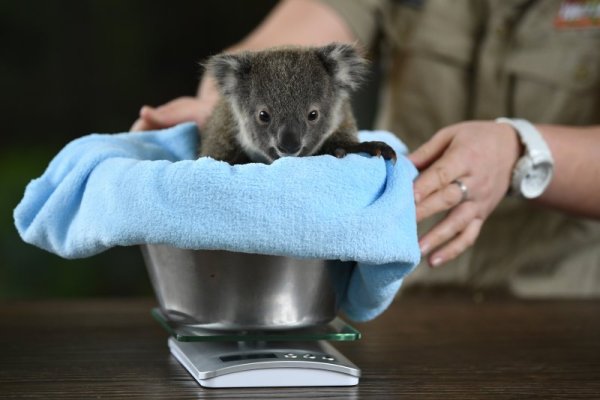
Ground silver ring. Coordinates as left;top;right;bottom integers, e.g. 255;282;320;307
453;179;469;203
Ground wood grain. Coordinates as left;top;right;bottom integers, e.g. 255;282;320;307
1;296;598;399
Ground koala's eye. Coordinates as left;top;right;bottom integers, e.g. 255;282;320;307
258;110;271;124
308;110;319;122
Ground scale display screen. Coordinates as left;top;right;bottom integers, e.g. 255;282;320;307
220;353;277;362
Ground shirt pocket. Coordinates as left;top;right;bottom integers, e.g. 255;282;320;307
398;11;477;131
506;32;600;125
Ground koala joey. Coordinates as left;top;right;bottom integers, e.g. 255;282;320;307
199;43;396;165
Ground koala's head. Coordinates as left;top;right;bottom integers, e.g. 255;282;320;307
206;43;367;162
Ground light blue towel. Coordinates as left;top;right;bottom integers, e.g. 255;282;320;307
14;123;419;321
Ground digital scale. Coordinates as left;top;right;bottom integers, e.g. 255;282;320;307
153;308;361;388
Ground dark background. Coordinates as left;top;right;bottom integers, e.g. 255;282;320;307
1;1;379;298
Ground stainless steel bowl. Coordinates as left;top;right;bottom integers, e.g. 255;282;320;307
141;244;352;331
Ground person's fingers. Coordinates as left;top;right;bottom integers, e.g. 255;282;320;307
132;105;175;131
139;105;174;127
408;127;454;170
418;202;477;255
415;177;472;222
140;97;206;128
130;117;155;132
427;217;483;267
412;150;469;204
132;95;217;133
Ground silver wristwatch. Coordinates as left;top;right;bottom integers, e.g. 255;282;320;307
496;118;554;199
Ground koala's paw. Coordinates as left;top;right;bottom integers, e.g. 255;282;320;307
334;141;397;163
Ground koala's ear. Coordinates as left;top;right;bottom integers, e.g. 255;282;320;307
316;43;368;92
204;52;252;96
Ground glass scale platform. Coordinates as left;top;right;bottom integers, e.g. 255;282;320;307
152;308;361;342
152;308;362;387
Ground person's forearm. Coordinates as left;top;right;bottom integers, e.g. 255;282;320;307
535;124;600;218
197;0;355;97
229;0;355;52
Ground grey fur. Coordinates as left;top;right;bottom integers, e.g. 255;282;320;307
200;44;392;165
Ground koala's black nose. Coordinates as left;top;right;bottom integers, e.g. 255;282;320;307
277;132;302;154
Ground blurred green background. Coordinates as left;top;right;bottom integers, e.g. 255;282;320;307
1;1;379;298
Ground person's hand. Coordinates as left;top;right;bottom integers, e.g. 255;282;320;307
130;75;220;132
408;121;522;267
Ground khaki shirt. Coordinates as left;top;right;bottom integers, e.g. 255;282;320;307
321;0;600;297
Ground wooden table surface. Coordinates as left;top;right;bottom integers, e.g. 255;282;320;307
1;295;598;399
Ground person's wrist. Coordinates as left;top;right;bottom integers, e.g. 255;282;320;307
495;120;524;188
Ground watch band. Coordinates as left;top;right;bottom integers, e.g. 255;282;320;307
495;117;555;198
495;118;554;164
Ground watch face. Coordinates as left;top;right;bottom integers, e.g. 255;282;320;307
521;161;553;199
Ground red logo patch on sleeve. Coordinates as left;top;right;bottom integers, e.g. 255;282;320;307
555;0;600;29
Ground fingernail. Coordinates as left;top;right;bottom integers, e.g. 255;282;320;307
419;242;429;255
430;256;443;268
414;192;421;204
142;105;156;113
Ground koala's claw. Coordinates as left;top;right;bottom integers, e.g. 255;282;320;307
334;148;347;158
336;141;397;163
